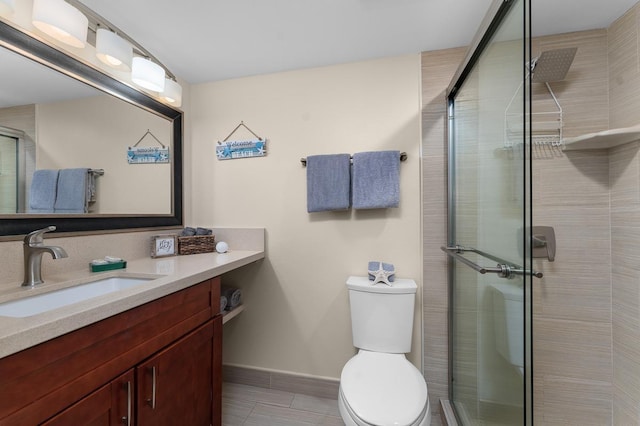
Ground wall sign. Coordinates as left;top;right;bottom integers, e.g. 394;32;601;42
216;139;266;160
216;121;267;161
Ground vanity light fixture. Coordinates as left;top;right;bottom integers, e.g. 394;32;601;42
33;0;183;106
132;56;165;92
0;0;15;18
32;0;88;48
161;78;183;107
95;28;132;71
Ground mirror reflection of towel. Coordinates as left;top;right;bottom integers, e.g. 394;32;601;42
54;168;89;213
29;169;59;213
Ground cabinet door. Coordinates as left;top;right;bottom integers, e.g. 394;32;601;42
112;370;136;426
41;370;135;426
137;320;214;426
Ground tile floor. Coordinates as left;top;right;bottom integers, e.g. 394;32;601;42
222;382;345;425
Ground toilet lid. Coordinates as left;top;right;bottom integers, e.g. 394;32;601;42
341;350;428;425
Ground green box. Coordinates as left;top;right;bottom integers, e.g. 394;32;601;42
90;260;127;273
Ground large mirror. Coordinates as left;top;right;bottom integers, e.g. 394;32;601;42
0;19;183;237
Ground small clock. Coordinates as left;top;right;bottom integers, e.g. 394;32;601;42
151;235;177;258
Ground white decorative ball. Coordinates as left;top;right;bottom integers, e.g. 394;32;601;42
216;241;229;253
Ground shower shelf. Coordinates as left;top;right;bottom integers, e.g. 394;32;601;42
563;124;640;151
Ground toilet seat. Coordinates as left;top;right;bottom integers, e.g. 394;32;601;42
340;350;429;426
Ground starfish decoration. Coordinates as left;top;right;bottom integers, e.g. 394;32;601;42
368;262;393;286
216;146;229;159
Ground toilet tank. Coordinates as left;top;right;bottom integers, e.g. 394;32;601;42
346;276;416;354
491;282;524;369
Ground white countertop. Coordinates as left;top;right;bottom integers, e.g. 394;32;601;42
0;249;264;359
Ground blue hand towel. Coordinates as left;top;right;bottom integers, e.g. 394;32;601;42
196;227;213;235
352;151;400;209
29;169;59;213
54;168;89;213
221;286;242;310
306;154;351;212
181;227;197;236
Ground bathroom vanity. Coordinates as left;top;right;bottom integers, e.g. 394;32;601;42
0;249;264;426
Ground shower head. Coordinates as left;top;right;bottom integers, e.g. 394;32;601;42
530;47;577;83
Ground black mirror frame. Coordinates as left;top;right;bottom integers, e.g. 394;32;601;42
0;20;183;237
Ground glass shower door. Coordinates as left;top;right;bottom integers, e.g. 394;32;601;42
444;0;533;424
0;134;18;214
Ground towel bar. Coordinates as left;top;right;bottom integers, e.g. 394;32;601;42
300;152;407;167
441;245;543;279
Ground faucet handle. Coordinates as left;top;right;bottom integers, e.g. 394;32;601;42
24;226;57;245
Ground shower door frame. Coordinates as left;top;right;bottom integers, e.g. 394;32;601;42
445;0;533;424
0;126;24;214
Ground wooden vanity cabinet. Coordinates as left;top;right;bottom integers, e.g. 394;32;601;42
41;370;135;426
136;320;214;425
0;277;222;426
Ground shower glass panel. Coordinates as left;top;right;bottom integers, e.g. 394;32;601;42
0;134;18;214
446;0;532;424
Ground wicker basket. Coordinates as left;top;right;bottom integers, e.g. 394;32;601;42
178;235;216;255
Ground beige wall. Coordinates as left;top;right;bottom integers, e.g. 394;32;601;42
189;55;423;379
36;95;172;214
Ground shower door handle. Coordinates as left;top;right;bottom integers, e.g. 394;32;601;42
441;246;543;279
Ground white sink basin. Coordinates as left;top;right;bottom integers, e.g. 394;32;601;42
0;276;155;318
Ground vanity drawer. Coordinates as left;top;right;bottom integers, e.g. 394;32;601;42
0;276;221;425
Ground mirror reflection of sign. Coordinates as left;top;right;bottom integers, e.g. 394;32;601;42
216;139;266;160
128;146;170;164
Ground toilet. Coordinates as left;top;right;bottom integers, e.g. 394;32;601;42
339;276;430;426
491;282;524;375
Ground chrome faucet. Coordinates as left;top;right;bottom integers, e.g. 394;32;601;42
22;226;68;287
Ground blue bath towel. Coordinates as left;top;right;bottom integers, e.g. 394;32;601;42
54;168;89;213
306;154;351;212
29;169;59;213
352;151;400;209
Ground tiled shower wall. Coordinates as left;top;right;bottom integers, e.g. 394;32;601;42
421;47;467;426
610;141;640;424
530;30;612;425
609;4;640;424
421;4;640;424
